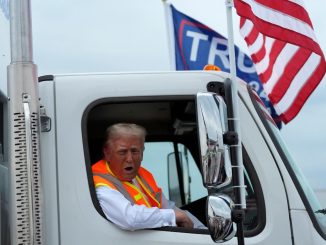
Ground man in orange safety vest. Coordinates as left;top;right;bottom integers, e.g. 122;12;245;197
92;123;205;230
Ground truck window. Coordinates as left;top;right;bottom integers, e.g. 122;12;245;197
84;98;265;235
223;147;265;236
142;140;265;235
142;142;207;205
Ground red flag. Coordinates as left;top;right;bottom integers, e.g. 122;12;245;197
234;0;326;123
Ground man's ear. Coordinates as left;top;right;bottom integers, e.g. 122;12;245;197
103;144;110;156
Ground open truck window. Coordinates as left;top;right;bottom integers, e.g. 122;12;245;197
83;97;265;235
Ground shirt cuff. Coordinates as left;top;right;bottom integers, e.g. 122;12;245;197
160;208;176;227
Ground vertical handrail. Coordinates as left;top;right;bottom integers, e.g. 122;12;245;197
23;95;35;245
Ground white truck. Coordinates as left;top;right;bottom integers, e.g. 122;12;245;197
316;189;326;207
1;1;326;245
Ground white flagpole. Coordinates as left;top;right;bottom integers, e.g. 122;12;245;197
225;0;246;209
225;0;246;243
162;0;176;71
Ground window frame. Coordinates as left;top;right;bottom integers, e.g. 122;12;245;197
82;95;266;236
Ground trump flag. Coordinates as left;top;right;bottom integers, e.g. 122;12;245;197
169;5;281;125
234;0;326;124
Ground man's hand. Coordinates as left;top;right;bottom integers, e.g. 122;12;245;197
174;209;194;229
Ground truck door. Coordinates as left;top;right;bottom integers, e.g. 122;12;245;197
51;72;292;244
82;97;271;244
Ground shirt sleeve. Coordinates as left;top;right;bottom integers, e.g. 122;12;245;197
96;186;176;231
161;193;207;229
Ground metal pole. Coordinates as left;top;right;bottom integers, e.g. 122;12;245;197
10;0;34;63
8;0;42;244
161;0;176;70
225;0;246;244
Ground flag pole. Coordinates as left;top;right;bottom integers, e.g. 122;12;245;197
162;0;176;70
225;0;246;243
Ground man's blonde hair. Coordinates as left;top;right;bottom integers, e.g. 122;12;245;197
105;123;146;145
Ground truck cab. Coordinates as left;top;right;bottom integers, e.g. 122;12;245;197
1;0;326;243
2;70;325;244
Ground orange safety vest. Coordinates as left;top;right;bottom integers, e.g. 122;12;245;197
92;159;162;208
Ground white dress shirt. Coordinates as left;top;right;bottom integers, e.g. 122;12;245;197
96;185;206;231
96;186;176;230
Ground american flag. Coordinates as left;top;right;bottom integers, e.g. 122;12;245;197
234;0;326;123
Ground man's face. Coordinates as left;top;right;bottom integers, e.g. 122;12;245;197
103;134;144;181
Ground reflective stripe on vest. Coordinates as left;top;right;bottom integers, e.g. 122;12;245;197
136;175;161;207
94;173;135;204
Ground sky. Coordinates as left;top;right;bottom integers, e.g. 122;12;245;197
26;0;326;190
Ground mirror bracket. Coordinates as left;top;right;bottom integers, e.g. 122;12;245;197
231;209;245;223
223;131;238;145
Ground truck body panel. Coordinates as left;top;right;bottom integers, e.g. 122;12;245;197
1;69;325;244
0;0;10;95
38;81;59;245
291;210;326;245
33;71;325;244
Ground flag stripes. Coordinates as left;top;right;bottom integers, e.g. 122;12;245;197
235;0;326;123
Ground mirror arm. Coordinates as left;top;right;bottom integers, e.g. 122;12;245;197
223;131;238;145
232;209;245;224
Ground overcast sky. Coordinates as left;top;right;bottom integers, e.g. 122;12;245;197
29;0;326;189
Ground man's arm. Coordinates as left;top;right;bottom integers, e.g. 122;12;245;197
96;186;176;230
174;208;194;229
161;194;206;229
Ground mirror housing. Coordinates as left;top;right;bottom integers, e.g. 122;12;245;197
206;194;236;242
196;92;232;188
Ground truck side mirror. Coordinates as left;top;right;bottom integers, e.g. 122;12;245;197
207;194;236;242
196;92;232;188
